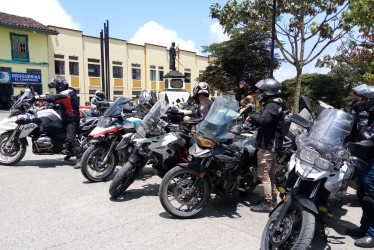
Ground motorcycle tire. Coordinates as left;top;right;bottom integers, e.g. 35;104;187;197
0;131;27;166
261;201;315;250
81;145;117;182
109;161;136;199
159;166;210;219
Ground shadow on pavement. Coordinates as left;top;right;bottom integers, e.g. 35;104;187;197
110;182;160;202
12;158;75;168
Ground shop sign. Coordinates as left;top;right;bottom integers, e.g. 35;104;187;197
0;72;41;83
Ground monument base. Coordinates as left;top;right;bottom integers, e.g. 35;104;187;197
159;91;190;107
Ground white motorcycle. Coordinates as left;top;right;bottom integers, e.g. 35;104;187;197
261;97;372;249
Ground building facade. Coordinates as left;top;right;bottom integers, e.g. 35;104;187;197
48;26;210;105
0;12;58;109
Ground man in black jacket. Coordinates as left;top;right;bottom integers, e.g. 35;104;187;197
246;78;286;213
36;78;82;169
183;82;212;123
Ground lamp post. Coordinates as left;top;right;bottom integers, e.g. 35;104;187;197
270;0;276;78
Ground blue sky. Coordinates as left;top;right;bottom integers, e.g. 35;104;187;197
2;0;336;82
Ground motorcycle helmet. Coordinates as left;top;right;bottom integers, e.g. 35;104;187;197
350;84;374;117
255;78;282;103
352;84;374;100
138;90;157;113
95;90;105;101
193;82;210;100
48;78;69;93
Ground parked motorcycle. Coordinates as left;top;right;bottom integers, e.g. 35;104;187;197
108;99;193;199
260;97;372;249
80;97;142;182
0;88;97;165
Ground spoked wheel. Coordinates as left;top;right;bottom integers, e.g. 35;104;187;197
81;145;117;182
261;201;315;250
159;166;210;219
0;131;27;165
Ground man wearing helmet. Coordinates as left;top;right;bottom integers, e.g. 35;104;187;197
35;78;82;169
90;90;106;116
246;78;286;213
183;82;212;123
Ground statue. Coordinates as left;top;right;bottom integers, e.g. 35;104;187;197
169;42;176;71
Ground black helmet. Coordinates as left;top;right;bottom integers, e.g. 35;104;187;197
350;84;374;116
256;78;282;102
138;90;157;113
193;82;210;100
48;78;69;93
352;84;374;99
95;90;105;101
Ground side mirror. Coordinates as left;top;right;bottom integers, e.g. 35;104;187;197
290;113;311;128
356;140;374;148
300;96;314;117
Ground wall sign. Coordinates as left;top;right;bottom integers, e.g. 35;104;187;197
0;72;41;83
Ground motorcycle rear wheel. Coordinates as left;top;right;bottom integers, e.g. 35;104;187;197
159;166;210;219
0;131;27;166
261;201;315;250
81;145;117;182
109;161;136;199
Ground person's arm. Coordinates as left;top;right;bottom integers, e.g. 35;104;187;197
45;93;68;103
189;102;210;122
249;104;279;126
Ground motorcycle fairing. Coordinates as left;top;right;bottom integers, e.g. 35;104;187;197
147;132;185;159
294;158;329;181
90;120;141;138
324;162;353;194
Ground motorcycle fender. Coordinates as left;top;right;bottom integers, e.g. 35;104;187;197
115;133;133;150
128;152;146;164
295;195;319;214
19;123;37;138
178;163;199;168
3;129;29;146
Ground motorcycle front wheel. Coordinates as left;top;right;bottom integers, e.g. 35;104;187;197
159;166;210;219
261;201;315;250
0;131;27;166
109;161;137;199
81;145;118;182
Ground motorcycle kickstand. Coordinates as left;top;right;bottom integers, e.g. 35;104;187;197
320;220;328;243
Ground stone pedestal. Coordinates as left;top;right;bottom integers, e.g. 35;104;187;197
158;70;190;106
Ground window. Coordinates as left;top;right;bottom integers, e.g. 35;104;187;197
159;71;164;81
132;68;141;80
114;91;123;95
88;64;100;77
0;67;12;72
54;54;64;59
113;66;123;78
10;33;29;61
27;69;41;74
89;90;97;94
113;61;122;65
69;56;78;60
69;62;79;76
88;58;100;63
55;60;65;75
185;72;191;83
150;70;156;81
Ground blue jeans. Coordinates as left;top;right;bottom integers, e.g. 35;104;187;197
359;163;374;237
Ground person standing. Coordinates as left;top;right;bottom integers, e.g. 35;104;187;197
246;78;285;213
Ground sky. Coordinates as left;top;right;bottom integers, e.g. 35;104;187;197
1;0;335;82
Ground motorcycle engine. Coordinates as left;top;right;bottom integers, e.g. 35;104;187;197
35;135;53;149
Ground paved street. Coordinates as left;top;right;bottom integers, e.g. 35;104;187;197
0;111;364;249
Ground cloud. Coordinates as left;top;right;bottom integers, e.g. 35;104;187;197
274;66;296;83
209;22;230;43
130;21;198;53
1;0;80;29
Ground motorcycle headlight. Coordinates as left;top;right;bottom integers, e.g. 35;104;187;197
298;147;320;165
314;158;334;171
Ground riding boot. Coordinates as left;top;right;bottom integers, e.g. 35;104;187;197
73;146;82;169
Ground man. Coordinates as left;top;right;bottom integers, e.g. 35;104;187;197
35;78;82;169
183;82;212;123
90;90;105;116
169;42;176;71
246;78;286;213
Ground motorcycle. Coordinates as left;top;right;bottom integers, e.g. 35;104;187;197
260;97;372;249
0;88;97;165
80;97;142;182
108;99;193;199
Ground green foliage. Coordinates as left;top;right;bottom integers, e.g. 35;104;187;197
343;0;374;32
282;73;349;108
198;27;281;99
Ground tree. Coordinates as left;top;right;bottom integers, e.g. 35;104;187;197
343;0;374;33
198;27;280;99
282;73;349;108
210;0;351;112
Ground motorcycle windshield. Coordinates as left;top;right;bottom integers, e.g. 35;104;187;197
102;97;131;118
296;108;354;154
136;99;169;137
11;89;32;111
196;95;239;142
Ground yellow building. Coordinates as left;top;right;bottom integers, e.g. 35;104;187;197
0;12;58;109
47;26;209;105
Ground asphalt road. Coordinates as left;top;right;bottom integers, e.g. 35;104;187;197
0;111;364;249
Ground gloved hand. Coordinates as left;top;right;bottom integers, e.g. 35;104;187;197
34;95;46;100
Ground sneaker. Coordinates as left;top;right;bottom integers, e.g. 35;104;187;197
250;201;272;213
74;160;81;169
354;236;374;248
345;228;366;238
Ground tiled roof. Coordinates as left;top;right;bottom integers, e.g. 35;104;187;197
0;12;58;35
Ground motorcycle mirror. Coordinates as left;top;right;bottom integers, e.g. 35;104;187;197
299;96;314;118
290;113;311;128
356;140;374;148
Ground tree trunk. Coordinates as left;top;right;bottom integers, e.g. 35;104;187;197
293;67;303;113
